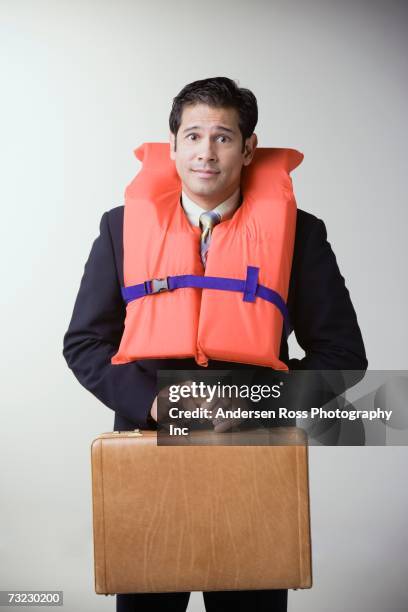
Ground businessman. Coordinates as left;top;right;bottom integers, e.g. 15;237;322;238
63;77;367;612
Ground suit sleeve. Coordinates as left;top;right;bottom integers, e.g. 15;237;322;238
288;217;368;372
62;211;156;428
244;217;369;430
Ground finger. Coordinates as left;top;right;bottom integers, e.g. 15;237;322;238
213;420;233;433
213;418;244;433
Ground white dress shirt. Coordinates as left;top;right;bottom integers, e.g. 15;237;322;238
180;187;241;227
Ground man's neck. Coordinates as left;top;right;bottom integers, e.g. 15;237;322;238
181;187;241;228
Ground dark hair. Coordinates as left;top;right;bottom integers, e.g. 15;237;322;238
169;77;258;151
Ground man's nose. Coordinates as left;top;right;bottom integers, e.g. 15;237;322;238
197;138;217;162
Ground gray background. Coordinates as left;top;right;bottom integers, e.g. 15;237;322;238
1;0;407;610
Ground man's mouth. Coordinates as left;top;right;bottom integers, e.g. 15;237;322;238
191;169;220;177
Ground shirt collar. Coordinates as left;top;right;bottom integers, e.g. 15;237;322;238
180;187;241;227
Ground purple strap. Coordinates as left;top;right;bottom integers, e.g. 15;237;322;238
121;266;292;336
243;266;259;302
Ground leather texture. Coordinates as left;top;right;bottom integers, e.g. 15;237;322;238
91;428;312;594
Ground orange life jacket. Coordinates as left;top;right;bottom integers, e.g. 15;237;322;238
111;142;303;370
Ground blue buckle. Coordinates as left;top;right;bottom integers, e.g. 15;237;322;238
146;277;169;294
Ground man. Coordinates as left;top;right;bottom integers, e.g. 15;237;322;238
63;77;367;612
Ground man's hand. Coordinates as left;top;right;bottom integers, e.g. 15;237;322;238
150;381;249;432
201;393;249;433
150;396;158;422
150;379;204;424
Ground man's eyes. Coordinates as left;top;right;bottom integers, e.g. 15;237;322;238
185;134;230;143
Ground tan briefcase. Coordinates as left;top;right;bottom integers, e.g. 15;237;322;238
91;428;312;594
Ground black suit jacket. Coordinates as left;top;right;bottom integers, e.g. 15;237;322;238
62;205;368;431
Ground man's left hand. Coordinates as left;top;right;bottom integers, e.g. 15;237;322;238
204;396;249;433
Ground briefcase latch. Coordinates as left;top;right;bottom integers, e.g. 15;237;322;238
111;429;143;437
128;429;143;437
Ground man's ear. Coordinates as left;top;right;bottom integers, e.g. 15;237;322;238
169;132;176;160
243;133;258;166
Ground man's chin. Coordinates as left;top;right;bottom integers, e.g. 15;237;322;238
185;183;221;199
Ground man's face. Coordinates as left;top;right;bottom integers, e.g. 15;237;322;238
170;103;257;210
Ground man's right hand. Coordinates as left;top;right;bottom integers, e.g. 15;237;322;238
150;396;158;422
149;379;205;425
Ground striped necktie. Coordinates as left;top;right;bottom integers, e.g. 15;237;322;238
199;210;221;267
